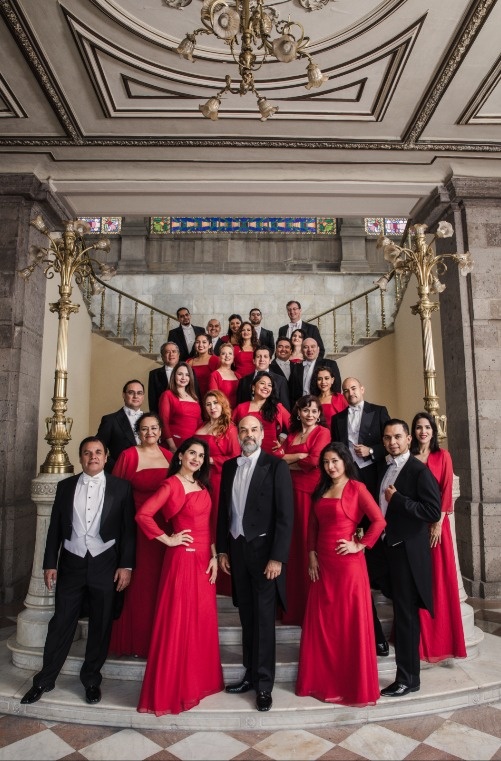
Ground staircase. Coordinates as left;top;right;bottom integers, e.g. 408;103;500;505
6;594;495;731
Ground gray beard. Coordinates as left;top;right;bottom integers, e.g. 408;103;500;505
241;439;259;456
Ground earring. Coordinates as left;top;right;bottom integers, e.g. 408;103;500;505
297;415;301;420
179;459;182;465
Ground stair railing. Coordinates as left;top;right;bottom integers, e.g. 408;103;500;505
83;276;177;356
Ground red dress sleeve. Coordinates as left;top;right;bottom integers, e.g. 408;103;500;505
354;482;386;549
428;449;454;513
135;477;184;539
297;425;331;473
158;390;173;440
307;501;320;552
112;446;138;480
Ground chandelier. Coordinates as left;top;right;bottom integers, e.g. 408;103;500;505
175;0;328;120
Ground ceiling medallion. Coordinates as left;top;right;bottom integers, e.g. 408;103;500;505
173;0;328;120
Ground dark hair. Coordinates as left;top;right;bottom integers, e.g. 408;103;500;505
249;307;261;316
410;411;440;454
384;418;410;436
237;321;259;350
122;379;144;393
227;314;242;336
286;300;301;309
313;365;337;393
289;395;327;433
276;336;292;349
79;436;107;457
160;341;180;355
290;328;306;341
251;370;279;423
134;412;162;436
168;437;210;490
253;345;271;359
169;362;199;401
312;442;357;502
176;306;190;318
193;333;213;356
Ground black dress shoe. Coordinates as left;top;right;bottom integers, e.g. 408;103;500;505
225;679;253;694
376;641;390;657
256;690;272;711
85;685;102;704
380;681;420;697
20;685;52;704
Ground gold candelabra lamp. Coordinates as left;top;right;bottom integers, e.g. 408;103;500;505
19;216;115;473
176;0;328;120
376;221;473;439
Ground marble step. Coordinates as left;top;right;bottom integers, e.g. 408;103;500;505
2;630;500;731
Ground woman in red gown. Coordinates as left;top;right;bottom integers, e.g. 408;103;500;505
220;313;242;347
158;362;202;452
208;343;240;410
296;442;386;706
280;395;331;625
196;389;240;595
313;365;348;429
233;321;258;377
290;328;305;364
232;371;290;456
187;334;219;400
136;437;224;715
411;412;467;662
109;413;172;658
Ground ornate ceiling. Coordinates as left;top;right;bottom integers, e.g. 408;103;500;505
0;0;500;217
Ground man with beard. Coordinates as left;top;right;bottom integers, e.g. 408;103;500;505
216;416;293;712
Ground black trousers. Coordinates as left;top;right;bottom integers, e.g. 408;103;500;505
229;534;277;693
34;547;117;690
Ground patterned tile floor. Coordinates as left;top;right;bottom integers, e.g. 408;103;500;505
1;600;501;761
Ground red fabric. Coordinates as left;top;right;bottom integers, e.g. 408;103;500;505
296;488;385;706
320;394;349;428
232;401;290;455
419;449;466;662
233;346;255;376
197;426;240;596
281;425;331;625
158;390;202;447
208;371;240;410
109;446;172;658
188;355;219;399
136;477;224;715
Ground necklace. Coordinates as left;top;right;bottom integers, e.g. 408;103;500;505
180;474;196;484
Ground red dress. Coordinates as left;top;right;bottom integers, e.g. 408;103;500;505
232;401;290;455
296;481;385;706
281;425;331;625
197;425;240;596
188;355;219;400
419;449;466;662
158;390;202;449
233;346;255;377
136;477;224;715
208;370;240;410
109;446;172;658
320;394;349;429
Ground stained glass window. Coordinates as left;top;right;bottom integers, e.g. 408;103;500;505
365;218;384;236
149;216;336;235
384;218;408;237
78;217;122;234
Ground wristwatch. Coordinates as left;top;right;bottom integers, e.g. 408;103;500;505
369;448;374;457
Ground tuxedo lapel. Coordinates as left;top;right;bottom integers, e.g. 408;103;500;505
117;409;136;446
359;405;375;438
100;473;114;528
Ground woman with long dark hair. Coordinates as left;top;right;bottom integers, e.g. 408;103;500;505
186;333;219;399
158;362;202;452
280;395;331;625
136;437;223;715
232;371;290;455
233;320;259;377
296;442;385;706
313;365;348;428
411;411;466;662
289;328;306;364
220;313;242;347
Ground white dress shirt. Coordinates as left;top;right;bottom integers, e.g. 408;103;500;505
182;324;196;354
286;321;302;338
230;448;261;539
302;360;315;396
379;451;410;517
64;471;115;557
347;402;368;468
123;405;142;444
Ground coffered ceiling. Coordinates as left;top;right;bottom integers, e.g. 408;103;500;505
0;0;500;217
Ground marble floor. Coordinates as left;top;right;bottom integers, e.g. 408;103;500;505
1;600;501;761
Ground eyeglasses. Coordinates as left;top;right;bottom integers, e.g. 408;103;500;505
125;390;144;396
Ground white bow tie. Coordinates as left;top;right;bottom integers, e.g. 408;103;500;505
237;457;252;467
385;455;399;466
82;474;102;485
349;405;362;413
289;322;300;330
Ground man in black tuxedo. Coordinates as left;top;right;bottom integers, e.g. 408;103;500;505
249;307;275;354
167;306;204;361
20;437;135;706
206;318;224;356
289;337;341;406
148;342;180;413
96;379;144;471
331;376;390;654
270;336;293;382
236;346;290;410
217;416;293;712
278;300;325;359
376;419;441;698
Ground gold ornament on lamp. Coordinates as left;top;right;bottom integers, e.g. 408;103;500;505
375;221;473;439
19;216;115;473
175;0;328;120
